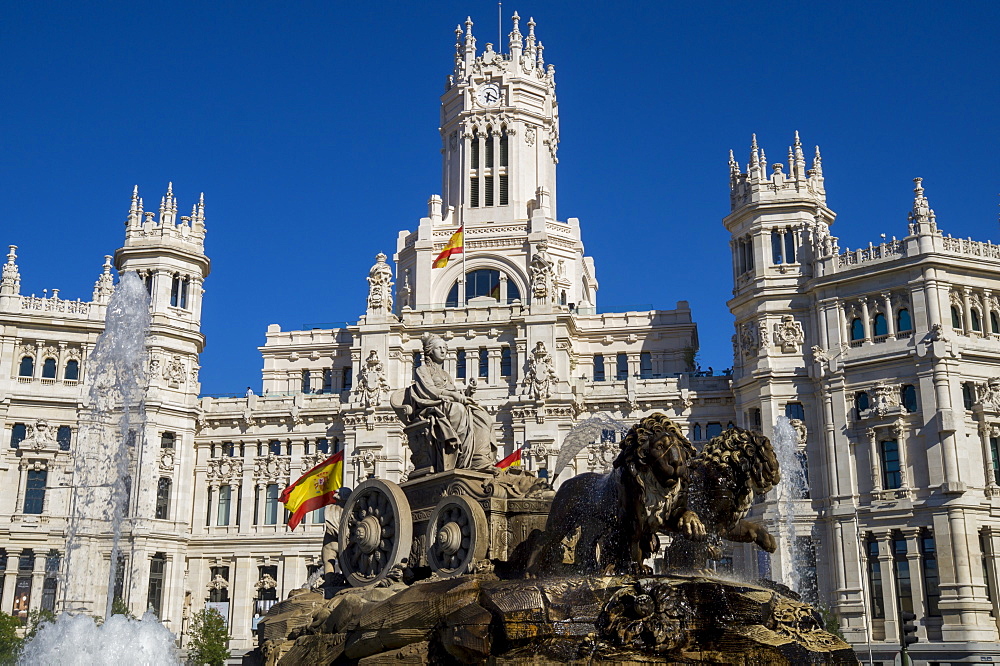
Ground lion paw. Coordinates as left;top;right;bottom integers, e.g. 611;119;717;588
676;511;707;541
758;531;777;553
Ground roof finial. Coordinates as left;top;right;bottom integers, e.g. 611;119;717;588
509;11;523;55
536;40;544;67
749;133;759;169
812;145;823;177
729;149;741;181
525;16;537;60
1;245;21;296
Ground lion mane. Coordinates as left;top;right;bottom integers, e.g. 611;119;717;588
527;413;702;575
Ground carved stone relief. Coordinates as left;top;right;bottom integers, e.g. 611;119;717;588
772;315;805;353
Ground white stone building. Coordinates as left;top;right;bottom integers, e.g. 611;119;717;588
0;12;998;663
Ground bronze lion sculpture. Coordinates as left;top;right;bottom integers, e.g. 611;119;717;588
526;413;706;575
665;427;781;569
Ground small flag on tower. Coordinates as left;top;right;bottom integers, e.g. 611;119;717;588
279;450;344;530
433;226;464;268
497;446;523;469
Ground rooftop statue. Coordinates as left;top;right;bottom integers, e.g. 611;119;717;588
391;333;496;474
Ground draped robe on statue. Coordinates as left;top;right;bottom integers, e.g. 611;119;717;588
401;362;496;471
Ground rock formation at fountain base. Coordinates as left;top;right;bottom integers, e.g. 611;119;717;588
246;572;857;665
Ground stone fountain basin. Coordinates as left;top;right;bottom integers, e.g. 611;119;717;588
253;573;858;665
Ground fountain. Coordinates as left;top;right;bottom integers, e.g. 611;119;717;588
772;415;814;602
19;272;179;664
247;375;857;664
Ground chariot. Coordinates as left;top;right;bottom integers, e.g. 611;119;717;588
336;467;553;587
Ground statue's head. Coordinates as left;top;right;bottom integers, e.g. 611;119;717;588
701;428;781;493
616;412;697;488
421;333;447;362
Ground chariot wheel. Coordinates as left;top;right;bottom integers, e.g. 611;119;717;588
338;479;413;587
425;494;489;577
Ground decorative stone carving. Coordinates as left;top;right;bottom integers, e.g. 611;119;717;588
358;350;390;409
253;454;290;483
524;126;536;145
207;574;229;592
977;377;1000;413
366;253;393;313
521;341;557;400
528;243;554;303
738;321;759;359
871;380;899;417
20;420;56;452
1;245;20;294
255;573;277;591
772;315;804;353
148;356;161;378
159;448;175;472
789;419;807;446
208;457;244;483
165;355;185;387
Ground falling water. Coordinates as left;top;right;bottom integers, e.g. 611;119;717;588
25;272;178;663
551;413;629;478
771;416;810;596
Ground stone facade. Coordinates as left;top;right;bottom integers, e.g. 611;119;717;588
0;13;997;663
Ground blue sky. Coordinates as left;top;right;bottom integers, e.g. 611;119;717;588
2;1;998;394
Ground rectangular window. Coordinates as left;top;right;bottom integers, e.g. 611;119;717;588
921;532;941;616
616;353;628;380
209;566;230;603
499;133;508;166
10;423;26;449
785;402;805;421
639;352;652;379
41;576;57;612
499;174;509;206
170;276;179;307
57;426;72;451
180;278;189;309
594;354;605;382
485;134;494;168
867;538;885;618
343;366;352;391
784;229;796;263
880;440;902;489
269;440;282;456
456;349;466;379
478;349;488;379
500;346;512;377
217;485;232;526
706;422;723;439
13;576;31;623
471;136;479;169
470;177;479;208
155;477;171;520
147;553;166;618
24;469;46;514
265;484;279;525
160;432;175;449
112;554;126;603
893;534;914;613
323;369;333;393
485;175;494;207
991;437;1000;476
771;230;783;264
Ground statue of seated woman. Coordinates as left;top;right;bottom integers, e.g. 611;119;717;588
391;333;496;473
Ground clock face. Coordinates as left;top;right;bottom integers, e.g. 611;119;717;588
476;83;501;107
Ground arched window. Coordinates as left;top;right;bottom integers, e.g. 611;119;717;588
896;309;912;333
41;358;56;379
64;359;79;381
972;309;982;332
19;356;34;377
872;313;888;337
691;424;702;441
855;391;871;413
992;312;1000;334
446;269;520;307
951;306;962;329
850;319;864;341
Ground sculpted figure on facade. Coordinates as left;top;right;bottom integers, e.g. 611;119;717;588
20;420;56;452
358;350;390;409
366;252;393;313
977;377;1000;413
522;341;557;400
529;242;554;303
391;332;496;473
871;380;899;418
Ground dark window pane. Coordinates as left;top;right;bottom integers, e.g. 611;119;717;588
850;319;864;341
873;313;888;337
616;353;628;380
500;347;512;377
41;358;56;379
19;356;33;377
593;354;605;382
64;359;79;381
10;423;26;449
57;426;72;451
785;402;805;421
24;470;47;514
897;309;912;332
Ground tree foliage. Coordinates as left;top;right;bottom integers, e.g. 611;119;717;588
187;608;231;666
0;611;22;666
23;609;57;644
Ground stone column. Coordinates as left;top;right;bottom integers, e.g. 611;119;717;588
902;528;925;632
938;508;997;641
878;532;899;639
28;553;45;612
861;299;872;343
882;292;896;339
979;423;997;488
962;288;973;335
893;421;909;491
2;551;19;615
984;528;1000;636
488;348;501;386
867;428;882;495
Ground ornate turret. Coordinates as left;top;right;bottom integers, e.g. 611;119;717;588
92;255;115;304
907;177;938;236
1;245;21;296
729;132;827;212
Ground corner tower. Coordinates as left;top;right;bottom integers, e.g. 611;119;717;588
395;14;597;313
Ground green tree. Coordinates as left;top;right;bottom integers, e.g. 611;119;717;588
23;608;57;644
0;611;22;666
187;608;231;666
111;597;136;620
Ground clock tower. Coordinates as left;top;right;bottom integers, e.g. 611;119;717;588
395;13;597;313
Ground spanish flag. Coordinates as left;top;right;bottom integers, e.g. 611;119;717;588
280;450;344;530
497;446;522;469
433;226;463;268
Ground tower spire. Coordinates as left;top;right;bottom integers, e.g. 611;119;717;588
509;11;523;57
908;177;937;235
464;16;476;60
793;131;806;179
811;145;823;177
729;149;741;183
749;133;760;173
525;16;537;62
128;185;142;227
1;245;21;296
